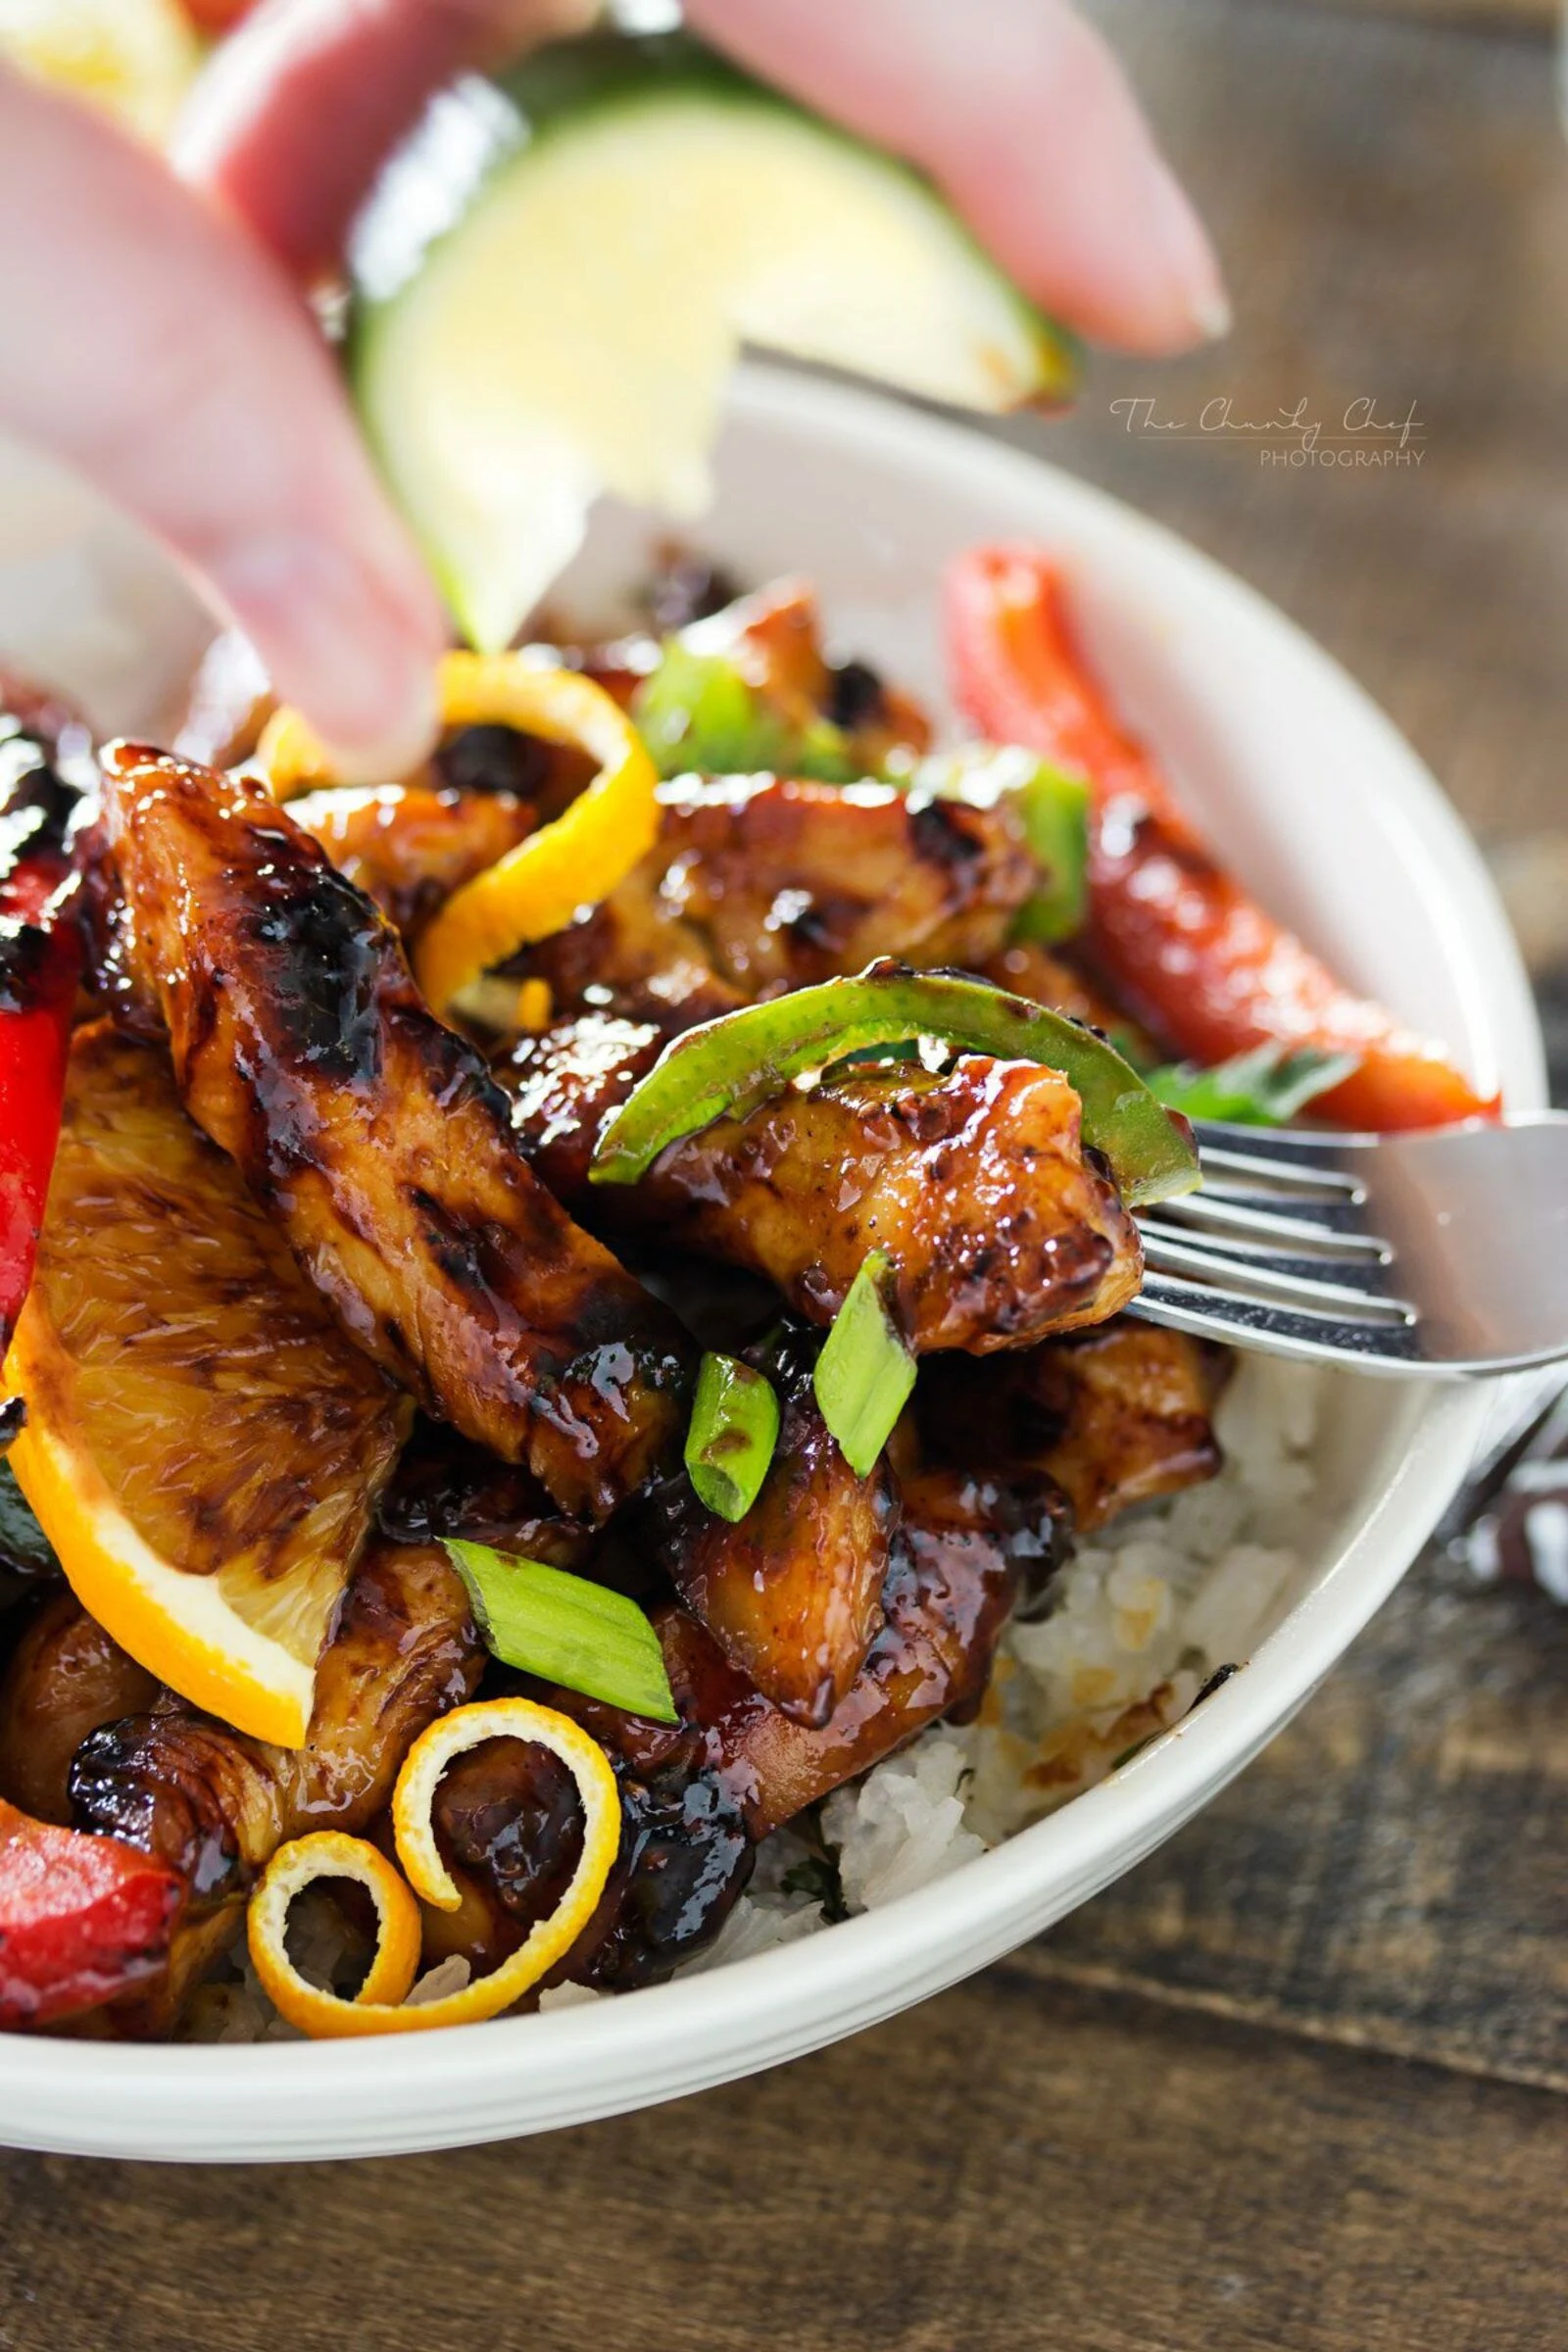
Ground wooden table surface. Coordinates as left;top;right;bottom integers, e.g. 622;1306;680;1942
4;7;1566;2347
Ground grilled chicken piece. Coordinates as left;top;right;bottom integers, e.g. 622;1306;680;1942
504;1015;665;1200
437;1463;1062;1991
529;773;1034;1025
650;1322;898;1725
508;1028;1144;1351
0;1594;157;1825
100;748;692;1519
70;1541;481;2027
703;1466;1061;1838
375;1416;595;1568
584;1464;1056;1848
920;1320;1224;1531
286;783;535;944
412;1712;757;1995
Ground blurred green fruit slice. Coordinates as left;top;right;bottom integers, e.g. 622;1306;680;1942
349;29;1077;652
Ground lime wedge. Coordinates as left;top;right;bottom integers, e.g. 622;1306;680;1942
349;30;1075;651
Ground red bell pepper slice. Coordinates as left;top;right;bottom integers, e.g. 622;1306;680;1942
946;546;1496;1132
0;751;83;1348
0;1797;182;2030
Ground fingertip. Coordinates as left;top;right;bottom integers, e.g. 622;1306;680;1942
1122;147;1231;355
211;533;446;782
314;662;444;788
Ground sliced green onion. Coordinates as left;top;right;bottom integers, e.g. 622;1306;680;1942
1149;1044;1358;1127
444;1540;677;1724
589;962;1200;1207
812;1251;916;1477
684;1351;780;1522
632;639;858;782
916;743;1090;944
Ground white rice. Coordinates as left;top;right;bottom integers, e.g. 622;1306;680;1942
185;1356;1322;2037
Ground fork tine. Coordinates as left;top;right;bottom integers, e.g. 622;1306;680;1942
1160;1191;1391;1258
1132;1275;1426;1365
1138;1230;1416;1322
1194;1147;1365;1201
1137;1218;1398;1297
1191;1119;1377;1163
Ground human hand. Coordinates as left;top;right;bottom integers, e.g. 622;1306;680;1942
0;1;1225;775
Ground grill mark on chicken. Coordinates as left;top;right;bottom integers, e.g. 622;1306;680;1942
69;1541;481;2028
100;749;693;1519
507;1027;1144;1352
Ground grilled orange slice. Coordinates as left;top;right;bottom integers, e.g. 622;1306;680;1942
3;1024;410;1746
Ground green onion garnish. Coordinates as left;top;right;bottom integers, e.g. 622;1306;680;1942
684;1351;780;1523
812;1250;916;1477
444;1540;678;1724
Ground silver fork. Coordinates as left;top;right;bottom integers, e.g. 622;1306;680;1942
1129;1114;1568;1376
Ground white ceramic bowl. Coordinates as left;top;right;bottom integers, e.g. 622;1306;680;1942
0;366;1543;2163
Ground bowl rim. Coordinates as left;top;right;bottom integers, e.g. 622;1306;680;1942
0;361;1544;2161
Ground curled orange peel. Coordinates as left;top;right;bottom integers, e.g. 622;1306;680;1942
256;655;660;1023
245;1699;620;2039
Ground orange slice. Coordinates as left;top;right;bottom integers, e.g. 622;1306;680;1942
248;1698;620;2036
2;1023;409;1747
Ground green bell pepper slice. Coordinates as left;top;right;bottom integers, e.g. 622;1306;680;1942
588;961;1200;1207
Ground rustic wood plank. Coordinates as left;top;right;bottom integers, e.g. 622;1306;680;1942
1298;0;1554;30
1014;0;1568;844
1297;0;1554;29
0;1979;1561;2352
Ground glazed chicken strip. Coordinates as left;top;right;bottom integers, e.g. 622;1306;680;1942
650;1321;899;1725
705;1466;1064;1838
919;1319;1224;1531
70;1541;481;2026
0;1593;157;1826
286;782;535;945
508;1021;1144;1349
529;773;1036;1026
100;749;693;1519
